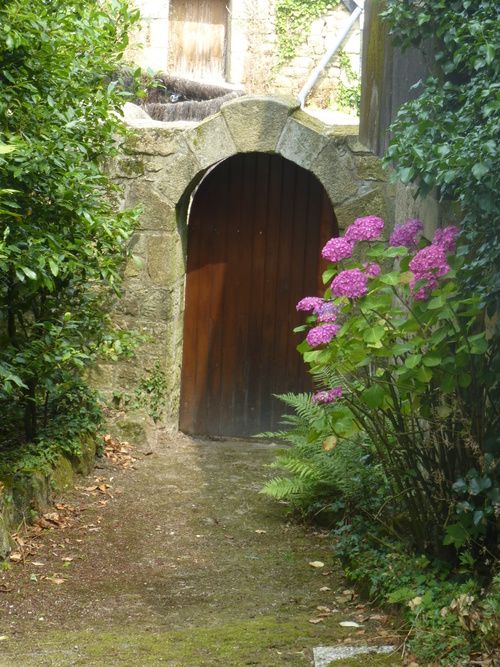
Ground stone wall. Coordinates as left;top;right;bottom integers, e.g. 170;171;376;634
100;95;394;432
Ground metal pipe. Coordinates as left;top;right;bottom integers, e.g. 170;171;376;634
297;1;364;109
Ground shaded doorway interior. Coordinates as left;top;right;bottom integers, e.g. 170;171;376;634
179;152;338;437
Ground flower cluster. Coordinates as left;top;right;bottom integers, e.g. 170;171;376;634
345;216;384;243
331;268;368;299
389;218;424;248
432;226;459;253
364;263;381;278
314;301;340;323
322;237;353;263
296;296;323;312
306;324;338;347
312;386;343;404
409;244;450;300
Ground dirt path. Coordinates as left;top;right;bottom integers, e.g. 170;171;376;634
0;427;402;666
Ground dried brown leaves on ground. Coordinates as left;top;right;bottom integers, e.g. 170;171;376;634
3;434;137;584
102;434;137;468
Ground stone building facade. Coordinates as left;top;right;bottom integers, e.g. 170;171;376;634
126;0;361;108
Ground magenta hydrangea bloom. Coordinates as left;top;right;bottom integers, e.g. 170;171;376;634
389;218;424;248
409;245;451;300
296;296;323;312
322;237;354;262
312;387;343;404
315;301;340;323
306;324;338;347
432;226;460;253
331;268;368;299
363;263;381;278
345;216;384;242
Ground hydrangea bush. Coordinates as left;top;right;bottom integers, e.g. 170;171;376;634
296;216;499;559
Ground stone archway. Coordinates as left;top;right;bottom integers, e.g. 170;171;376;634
102;95;392;432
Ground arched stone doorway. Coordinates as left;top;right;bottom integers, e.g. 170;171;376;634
108;95;391;433
179;152;338;437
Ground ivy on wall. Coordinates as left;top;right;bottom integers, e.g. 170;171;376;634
335;48;361;114
275;0;341;63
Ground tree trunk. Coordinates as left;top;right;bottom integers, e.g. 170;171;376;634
23;379;37;442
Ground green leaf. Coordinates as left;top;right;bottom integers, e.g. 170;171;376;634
363;326;385;344
436;405;453;419
459;373;472;388
473;510;484;526
48;258;59;277
427;294;447;309
379;272;399;286
444;523;468;548
472;162;489;180
399;166;415;184
415;366;433;383
362;384;386;409
405;354;422;369
422;352;441;367
21;266;37;280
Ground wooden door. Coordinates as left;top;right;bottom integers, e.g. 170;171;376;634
180;153;338;437
168;0;227;81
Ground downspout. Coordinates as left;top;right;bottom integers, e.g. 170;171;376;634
297;0;364;109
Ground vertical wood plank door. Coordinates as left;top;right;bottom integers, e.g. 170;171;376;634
179;153;338;438
168;0;227;81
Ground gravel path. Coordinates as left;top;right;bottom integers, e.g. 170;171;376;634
0;426;402;666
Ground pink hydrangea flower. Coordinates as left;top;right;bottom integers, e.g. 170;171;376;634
322;237;354;263
432;226;460;253
409;245;451;300
314;301;340;323
312;387;343;404
306;324;338;347
331;268;368;299
345;216;384;242
389;219;424;248
296;296;323;312
363;263;381;278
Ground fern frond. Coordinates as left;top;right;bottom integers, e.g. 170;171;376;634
260;475;313;500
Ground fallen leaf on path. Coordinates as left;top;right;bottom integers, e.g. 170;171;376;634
308;561;324;568
319;586;331;591
9;552;21;563
255;530;266;535
47;577;65;584
308;618;324;624
0;584;13;593
339;621;362;628
321;570;333;576
31;561;45;566
0;636;8;641
317;606;331;612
